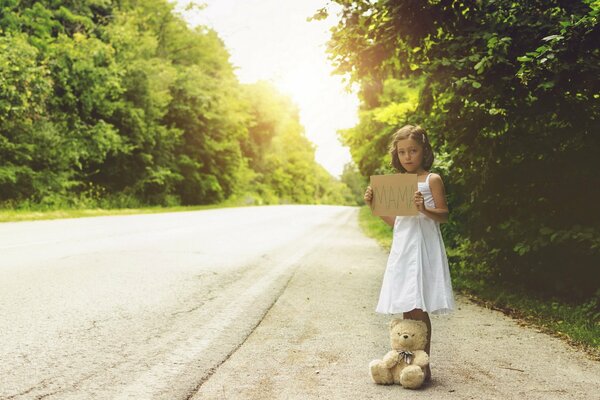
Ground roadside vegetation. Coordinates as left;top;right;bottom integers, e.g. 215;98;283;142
320;0;599;358
359;206;599;359
0;0;354;213
0;198;249;223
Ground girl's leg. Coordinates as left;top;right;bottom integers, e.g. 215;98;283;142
403;309;432;381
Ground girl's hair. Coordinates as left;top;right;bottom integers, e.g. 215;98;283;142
389;125;434;172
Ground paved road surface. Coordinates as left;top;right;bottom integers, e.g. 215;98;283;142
1;205;598;399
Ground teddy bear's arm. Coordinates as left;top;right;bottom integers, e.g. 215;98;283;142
382;350;399;368
412;350;429;368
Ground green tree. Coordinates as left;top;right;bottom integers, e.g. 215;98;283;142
239;81;352;205
0;0;351;209
102;0;247;204
325;0;600;299
340;162;367;205
339;78;421;176
0;0;250;206
0;34;55;204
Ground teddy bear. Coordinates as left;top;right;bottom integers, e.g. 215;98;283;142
369;318;430;389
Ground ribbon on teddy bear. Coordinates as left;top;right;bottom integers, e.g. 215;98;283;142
397;350;414;364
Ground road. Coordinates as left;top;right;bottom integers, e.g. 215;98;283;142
1;205;598;399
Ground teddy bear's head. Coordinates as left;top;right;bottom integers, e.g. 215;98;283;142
389;319;428;351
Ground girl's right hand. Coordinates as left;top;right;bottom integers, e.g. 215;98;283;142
364;186;373;205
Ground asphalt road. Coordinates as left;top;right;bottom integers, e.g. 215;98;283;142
1;205;598;400
1;205;356;399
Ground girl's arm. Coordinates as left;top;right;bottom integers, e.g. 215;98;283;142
415;174;449;223
379;215;396;227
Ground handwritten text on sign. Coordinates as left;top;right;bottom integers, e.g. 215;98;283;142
370;174;418;216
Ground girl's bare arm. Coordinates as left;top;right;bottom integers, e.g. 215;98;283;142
420;174;449;223
379;215;396;227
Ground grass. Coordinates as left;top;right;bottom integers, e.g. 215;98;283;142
358;206;393;249
357;206;600;360
0;198;250;223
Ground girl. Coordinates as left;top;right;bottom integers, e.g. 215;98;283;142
364;125;455;382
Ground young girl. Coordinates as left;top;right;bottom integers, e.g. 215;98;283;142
364;124;455;382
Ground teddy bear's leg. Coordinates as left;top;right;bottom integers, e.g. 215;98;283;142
369;360;394;385
399;365;425;389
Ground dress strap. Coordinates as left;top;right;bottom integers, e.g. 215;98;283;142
425;173;432;184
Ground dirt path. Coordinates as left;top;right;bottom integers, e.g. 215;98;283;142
191;211;600;400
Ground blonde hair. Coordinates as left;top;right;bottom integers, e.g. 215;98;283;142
389;125;434;172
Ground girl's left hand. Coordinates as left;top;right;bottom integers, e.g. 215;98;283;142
414;191;426;212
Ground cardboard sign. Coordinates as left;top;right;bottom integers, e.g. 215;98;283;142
370;174;418;216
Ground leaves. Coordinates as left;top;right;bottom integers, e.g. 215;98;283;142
0;0;346;208
327;0;600;300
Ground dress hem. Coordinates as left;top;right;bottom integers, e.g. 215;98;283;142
375;307;454;316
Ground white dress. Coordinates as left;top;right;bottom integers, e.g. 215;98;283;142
376;172;455;315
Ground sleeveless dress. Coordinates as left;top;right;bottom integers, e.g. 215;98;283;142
375;172;455;315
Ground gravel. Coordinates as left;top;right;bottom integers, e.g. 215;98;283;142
192;209;600;400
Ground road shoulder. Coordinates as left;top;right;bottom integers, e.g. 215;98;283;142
191;212;600;400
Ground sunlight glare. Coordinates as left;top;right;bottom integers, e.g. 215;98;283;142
175;0;359;177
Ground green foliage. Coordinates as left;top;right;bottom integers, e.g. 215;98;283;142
357;205;392;250
339;78;421;176
239;82;353;205
328;0;600;300
340;162;367;205
0;33;62;203
0;0;350;210
359;205;599;355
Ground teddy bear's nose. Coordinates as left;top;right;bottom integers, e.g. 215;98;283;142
403;334;409;339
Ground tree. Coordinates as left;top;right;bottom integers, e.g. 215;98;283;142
325;0;600;299
0;34;55;204
340;162;367;205
0;0;352;209
239;81;353;205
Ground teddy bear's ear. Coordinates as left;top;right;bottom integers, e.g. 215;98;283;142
389;318;402;329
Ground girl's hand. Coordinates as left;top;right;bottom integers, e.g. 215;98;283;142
414;191;426;212
364;186;373;205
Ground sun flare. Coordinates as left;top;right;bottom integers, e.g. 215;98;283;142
177;0;359;177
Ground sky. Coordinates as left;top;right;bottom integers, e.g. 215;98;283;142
174;0;359;178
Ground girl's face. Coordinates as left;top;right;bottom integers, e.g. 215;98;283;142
396;138;424;173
